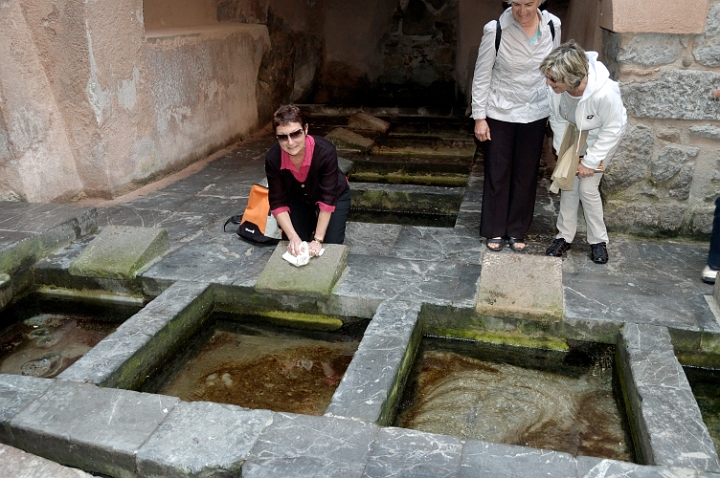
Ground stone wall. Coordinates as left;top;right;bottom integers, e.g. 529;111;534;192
0;0;269;202
601;0;720;237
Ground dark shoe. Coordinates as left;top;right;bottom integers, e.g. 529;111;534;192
591;242;608;264
508;237;526;252
702;265;718;284
545;238;571;257
486;237;504;252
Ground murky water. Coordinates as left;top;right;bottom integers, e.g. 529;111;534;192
0;298;140;378
395;338;634;462
142;319;363;415
349;209;457;228
684;366;720;454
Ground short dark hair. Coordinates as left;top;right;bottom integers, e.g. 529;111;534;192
273;105;304;130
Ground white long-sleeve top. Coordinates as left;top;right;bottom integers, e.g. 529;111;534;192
470;7;561;123
547;52;628;170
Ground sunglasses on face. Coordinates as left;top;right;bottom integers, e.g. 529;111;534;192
276;129;305;142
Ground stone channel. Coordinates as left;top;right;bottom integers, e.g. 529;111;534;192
1;108;720;477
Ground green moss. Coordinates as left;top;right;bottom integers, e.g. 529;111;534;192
430;327;569;351
349;171;469;187
256;310;344;331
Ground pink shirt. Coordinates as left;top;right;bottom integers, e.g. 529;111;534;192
271;135;336;215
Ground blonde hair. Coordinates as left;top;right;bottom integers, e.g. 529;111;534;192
540;40;589;89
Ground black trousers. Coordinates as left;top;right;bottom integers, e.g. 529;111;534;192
284;186;351;244
480;117;547;240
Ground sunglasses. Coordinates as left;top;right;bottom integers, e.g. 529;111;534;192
276;129;305;142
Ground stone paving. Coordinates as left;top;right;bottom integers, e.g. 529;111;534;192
0;109;719;477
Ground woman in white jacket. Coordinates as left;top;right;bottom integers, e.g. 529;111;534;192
471;0;561;252
540;40;627;264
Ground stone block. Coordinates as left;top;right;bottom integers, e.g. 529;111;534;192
325;128;375;152
0;375;53;444
348;112;390;133
137;401;273;478
11;380;179;478
622;70;720;121
69;225;169;280
242;413;378;478
254;243;348;296
363;427;463;478
618;323;720;472
476;254;563;322
338;156;354;175
58;281;213;388
0;444;94;478
460;440;576;478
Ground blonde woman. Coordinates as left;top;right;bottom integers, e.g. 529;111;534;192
540;40;627;264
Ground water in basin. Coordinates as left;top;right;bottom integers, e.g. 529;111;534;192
394;337;635;462
0;297;141;378
139;315;365;415
684;366;720;454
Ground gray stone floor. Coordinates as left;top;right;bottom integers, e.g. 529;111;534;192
1;116;720;477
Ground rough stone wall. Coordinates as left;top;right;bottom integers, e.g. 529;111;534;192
601;0;720;237
1;0;269;202
218;0;322;125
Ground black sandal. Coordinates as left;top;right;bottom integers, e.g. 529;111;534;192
508;237;526;252
486;237;504;251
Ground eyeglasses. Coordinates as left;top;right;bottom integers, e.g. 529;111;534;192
276;129;305;142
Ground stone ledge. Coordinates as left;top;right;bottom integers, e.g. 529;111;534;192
618;323;720;472
58;281;213;388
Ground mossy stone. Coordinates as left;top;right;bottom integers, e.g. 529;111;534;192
69;226;169;280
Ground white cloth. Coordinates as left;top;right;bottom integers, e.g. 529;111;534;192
470;8;561;122
547;52;627;171
282;241;324;267
556;173;609;245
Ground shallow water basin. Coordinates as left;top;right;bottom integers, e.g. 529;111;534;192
139;315;365;415
684;366;720;454
395;337;635;462
0;296;141;378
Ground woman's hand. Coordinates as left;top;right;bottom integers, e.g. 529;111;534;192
308;240;322;257
474;119;491;142
577;162;595;179
286;234;303;256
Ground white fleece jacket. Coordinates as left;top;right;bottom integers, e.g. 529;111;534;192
547;52;627;171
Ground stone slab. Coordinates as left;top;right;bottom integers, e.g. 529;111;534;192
476;253;563;322
618;323;720;472
242;413;378;478
69;225;169;279
0;375;53;444
58;281;213;388
325;127;375;152
362;427;463;478
0;444;94;478
141;236;274;286
0;205;97;275
350;181;464;215
137;401;273;478
459;440;576;478
326;300;421;424
254;243;348;296
348;112;390;133
11;380;179;478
